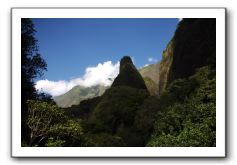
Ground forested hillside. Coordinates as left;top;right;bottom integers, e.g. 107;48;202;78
22;18;216;147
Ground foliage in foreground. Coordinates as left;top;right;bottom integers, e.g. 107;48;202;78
26;100;84;147
147;66;216;147
25;66;216;147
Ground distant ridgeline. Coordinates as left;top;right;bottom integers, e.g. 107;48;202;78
139;63;160;96
57;18;216;147
54;85;108;108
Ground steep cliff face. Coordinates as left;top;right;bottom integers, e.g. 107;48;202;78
158;40;174;95
158;18;216;95
169;18;216;82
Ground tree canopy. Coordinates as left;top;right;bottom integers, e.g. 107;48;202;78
21;18;48;145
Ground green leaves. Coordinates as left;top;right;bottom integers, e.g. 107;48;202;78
49;119;83;138
26;100;64;146
26;100;85;147
82;133;126;147
49;119;84;147
148;118;216;147
147;66;216;147
45;137;65;147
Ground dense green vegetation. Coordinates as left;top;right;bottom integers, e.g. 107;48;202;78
84;86;149;146
148;18;216;146
22;18;216;147
147;66;216;146
25;100;84;147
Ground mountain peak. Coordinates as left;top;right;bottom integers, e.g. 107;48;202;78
111;56;147;90
120;56;133;71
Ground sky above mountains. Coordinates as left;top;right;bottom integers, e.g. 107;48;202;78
33;18;179;96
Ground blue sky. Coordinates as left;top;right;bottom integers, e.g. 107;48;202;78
33;18;179;96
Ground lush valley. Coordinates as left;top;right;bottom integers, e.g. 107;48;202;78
22;18;216;147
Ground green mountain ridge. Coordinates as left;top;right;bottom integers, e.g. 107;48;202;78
139;63;160;95
53;85;108;108
139;63;160;84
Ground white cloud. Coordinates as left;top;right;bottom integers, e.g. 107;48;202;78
35;61;120;96
131;57;135;64
148;57;157;63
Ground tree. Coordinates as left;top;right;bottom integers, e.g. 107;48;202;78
48;119;84;147
26;100;64;146
21;18;47;144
